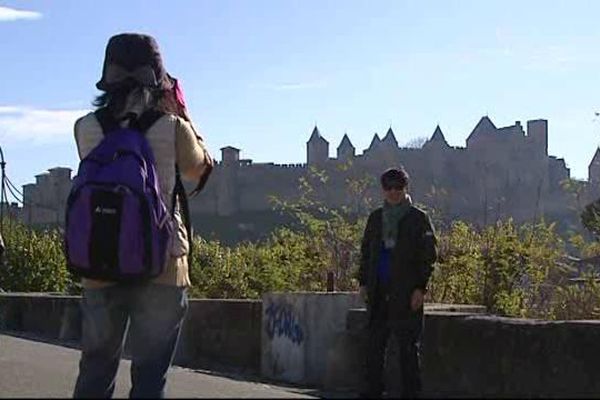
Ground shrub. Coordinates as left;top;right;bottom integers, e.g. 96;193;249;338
1;174;600;321
550;273;600;320
428;219;567;319
0;221;73;293
427;220;483;305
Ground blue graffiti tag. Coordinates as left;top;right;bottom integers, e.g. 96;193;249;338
265;302;304;345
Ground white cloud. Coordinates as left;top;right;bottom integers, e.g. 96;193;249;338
0;106;22;113
0;106;90;144
0;6;42;21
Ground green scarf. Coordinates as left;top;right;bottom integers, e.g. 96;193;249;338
382;195;412;249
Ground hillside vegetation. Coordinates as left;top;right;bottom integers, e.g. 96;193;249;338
1;169;599;320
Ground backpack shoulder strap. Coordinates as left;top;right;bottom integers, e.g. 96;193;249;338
132;109;166;134
94;107;119;135
172;164;194;269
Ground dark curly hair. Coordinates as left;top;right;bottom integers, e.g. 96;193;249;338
93;81;179;118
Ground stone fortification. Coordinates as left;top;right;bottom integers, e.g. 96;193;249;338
19;116;600;243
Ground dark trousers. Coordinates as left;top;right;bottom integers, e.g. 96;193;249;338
365;285;424;398
73;283;188;399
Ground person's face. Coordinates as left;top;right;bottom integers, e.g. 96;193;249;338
382;181;407;205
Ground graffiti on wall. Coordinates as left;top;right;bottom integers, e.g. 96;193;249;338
265;301;304;345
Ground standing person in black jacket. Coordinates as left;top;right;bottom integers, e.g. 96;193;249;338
358;167;438;398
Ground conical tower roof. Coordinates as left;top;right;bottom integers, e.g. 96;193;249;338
467;116;497;142
308;125;328;144
337;133;355;150
368;133;381;150
424;125;450;150
431;125;446;142
591;147;600;166
381;127;398;147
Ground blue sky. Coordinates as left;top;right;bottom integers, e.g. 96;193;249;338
1;0;600;195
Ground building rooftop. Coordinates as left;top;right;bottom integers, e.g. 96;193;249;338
338;133;354;150
47;167;72;172
367;133;381;150
308;125;328;144
431;125;448;142
221;146;240;152
467;116;497;142
381;127;398;146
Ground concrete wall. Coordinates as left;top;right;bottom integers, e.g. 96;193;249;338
175;299;262;372
4;292;600;397
261;292;363;387
0;293;262;373
328;307;600;398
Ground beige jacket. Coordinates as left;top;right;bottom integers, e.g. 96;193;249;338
74;111;210;289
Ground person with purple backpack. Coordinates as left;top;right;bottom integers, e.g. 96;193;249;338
67;33;213;398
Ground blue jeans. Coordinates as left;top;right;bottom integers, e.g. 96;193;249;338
73;283;188;398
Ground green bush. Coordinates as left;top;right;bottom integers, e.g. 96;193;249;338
0;220;74;293
423;181;600;320
2;168;600;321
428;220;483;305
550;273;600;320
188;226;338;299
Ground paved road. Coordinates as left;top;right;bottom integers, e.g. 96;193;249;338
0;334;318;398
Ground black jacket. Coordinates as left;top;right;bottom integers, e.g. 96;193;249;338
358;205;438;318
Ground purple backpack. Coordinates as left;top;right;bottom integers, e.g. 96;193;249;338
65;109;174;282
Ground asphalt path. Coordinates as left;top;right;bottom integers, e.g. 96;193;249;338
0;333;319;398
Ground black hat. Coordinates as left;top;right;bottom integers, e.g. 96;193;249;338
96;33;173;91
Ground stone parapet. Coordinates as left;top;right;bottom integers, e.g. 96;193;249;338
330;307;600;398
3;292;600;397
0;293;262;373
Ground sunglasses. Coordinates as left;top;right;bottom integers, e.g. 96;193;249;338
383;183;405;191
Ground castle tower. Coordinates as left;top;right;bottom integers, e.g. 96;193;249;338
307;125;329;165
337;133;355;161
365;133;381;154
381;127;399;148
423;125;451;181
48;167;72;226
589;148;600;185
218;146;240;216
22;183;36;225
527;119;548;156
423;125;450;150
48;167;71;182
466;116;497;148
34;172;55;224
221;146;240;166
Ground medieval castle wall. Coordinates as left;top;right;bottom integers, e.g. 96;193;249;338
189;116;575;227
21;167;71;226
18;115;598;241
